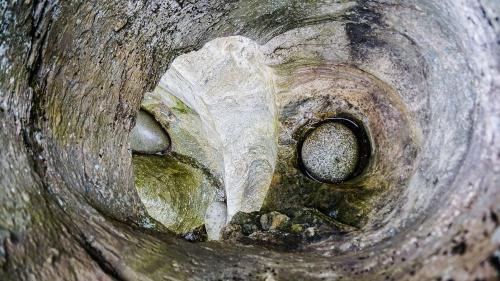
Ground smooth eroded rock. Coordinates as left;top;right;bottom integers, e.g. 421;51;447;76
133;154;218;234
130;110;170;154
301;122;359;183
157;36;278;222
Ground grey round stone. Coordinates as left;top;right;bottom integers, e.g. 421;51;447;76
300;122;359;183
130;110;170;154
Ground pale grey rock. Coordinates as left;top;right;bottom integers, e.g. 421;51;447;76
204;201;227;240
130;110;170;154
135;36;279;240
156;36;278;224
141;90;225;184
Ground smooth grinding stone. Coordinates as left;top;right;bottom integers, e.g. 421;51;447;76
204;201;228;240
130;111;170;154
301;122;359;183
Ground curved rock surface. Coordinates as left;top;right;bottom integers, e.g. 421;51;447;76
0;0;498;280
142;36;278;237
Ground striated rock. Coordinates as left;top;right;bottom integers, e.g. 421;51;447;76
141;91;225;187
150;36;278;229
1;0;499;280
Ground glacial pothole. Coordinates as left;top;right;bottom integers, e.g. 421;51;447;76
1;0;497;280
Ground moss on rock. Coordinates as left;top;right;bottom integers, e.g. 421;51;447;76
133;154;218;234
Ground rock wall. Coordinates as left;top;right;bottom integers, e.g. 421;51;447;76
0;0;499;280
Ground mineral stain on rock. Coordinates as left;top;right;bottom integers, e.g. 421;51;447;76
344;2;385;60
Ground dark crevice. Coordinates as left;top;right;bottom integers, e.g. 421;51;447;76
491;211;498;225
489;250;500;278
23;0;57;188
451;241;467;255
0;230;9;272
27;0;51;74
477;0;494;28
79;235;125;281
22;0;53;202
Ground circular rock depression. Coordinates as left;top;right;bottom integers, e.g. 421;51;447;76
1;1;498;281
125;1;498;279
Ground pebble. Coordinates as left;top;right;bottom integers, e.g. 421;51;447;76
301;122;359;183
260;211;290;231
130;110;170;154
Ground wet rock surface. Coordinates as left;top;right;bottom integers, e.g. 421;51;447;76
133;154;220;234
0;0;498;280
222;208;354;251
